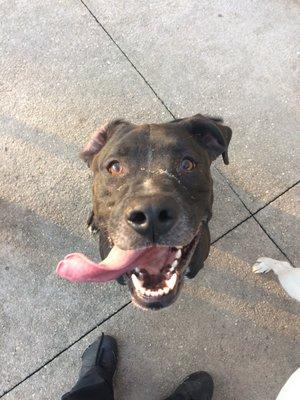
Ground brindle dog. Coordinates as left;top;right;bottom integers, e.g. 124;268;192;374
81;114;232;310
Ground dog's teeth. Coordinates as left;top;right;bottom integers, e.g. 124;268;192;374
176;246;183;250
134;267;140;273
157;288;163;296
167;274;177;290
145;289;151;296
175;249;182;259
171;259;178;269
131;274;142;289
163;286;170;295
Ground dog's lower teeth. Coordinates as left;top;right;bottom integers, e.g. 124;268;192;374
163;286;170;295
166;273;177;290
132;268;176;298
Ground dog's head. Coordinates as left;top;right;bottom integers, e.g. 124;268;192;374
81;114;232;310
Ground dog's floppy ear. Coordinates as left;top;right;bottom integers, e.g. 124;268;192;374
80;119;132;167
186;114;232;165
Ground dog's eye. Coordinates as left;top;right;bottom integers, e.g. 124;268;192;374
180;157;196;172
107;161;123;176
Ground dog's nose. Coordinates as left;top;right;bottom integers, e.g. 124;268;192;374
126;196;178;239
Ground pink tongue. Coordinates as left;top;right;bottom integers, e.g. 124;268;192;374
56;245;173;283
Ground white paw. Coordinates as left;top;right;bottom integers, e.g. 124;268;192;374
252;257;275;274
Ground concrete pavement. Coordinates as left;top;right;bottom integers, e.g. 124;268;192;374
1;1;299;399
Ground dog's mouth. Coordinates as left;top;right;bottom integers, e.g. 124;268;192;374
124;234;200;310
56;230;201;310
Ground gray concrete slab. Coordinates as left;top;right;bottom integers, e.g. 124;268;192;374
0;199;129;395
255;184;300;266
0;0;167;392
3;218;299;400
0;0;250;395
85;0;300;211
210;167;250;242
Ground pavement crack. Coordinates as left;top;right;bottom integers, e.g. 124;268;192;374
79;0;175;119
0;301;131;398
216;167;298;266
251;214;295;266
251;179;299;215
211;214;253;245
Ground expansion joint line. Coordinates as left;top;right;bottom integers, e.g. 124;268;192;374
80;0;175;119
216;168;299;267
0;301;131;398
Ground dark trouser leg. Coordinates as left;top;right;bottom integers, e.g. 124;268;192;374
61;366;114;400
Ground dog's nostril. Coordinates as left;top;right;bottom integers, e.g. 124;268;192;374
128;211;147;225
158;209;173;223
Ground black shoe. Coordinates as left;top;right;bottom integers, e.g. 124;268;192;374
165;371;214;400
79;333;118;387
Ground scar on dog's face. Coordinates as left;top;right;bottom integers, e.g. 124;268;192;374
81;114;232;310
